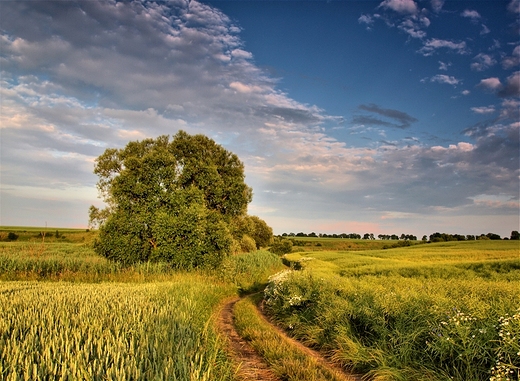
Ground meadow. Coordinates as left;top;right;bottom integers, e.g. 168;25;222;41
0;232;285;381
265;240;520;381
2;227;519;381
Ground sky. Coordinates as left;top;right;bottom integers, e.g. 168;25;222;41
0;0;519;238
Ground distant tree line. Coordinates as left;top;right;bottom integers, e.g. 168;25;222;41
281;232;417;240
280;231;520;241
282;232;363;239
428;231;519;242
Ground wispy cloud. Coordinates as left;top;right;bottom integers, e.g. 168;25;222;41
427;74;461;86
418;38;469;56
502;45;520;69
507;0;520;14
438;61;451;70
470;106;496;114
430;0;445;13
471;53;497;71
358;14;374;28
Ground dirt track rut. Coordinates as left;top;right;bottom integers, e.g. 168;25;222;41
216;295;363;381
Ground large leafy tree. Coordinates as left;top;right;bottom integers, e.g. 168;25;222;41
89;131;254;268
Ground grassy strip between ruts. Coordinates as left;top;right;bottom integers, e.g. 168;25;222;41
233;293;358;381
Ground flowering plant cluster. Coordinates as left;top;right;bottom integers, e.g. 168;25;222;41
264;270;294;307
263;269;324;326
491;309;520;381
427;308;519;381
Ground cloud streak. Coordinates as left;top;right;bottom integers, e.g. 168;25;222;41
357;104;418;129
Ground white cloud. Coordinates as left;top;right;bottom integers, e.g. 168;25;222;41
480;24;490;35
229;81;264;94
499;71;520;98
500;99;520;119
378;0;418;14
507;0;520;13
471;53;497;71
398;19;427;39
419;38;468;56
358;14;374;26
430;74;460;86
231;49;253;60
0;0;518;237
502;45;520;69
461;9;481;20
477;77;502;91
438;61;451;70
476;72;520;98
470;106;496;114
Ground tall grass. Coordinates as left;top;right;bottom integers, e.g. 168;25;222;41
0;242;178;282
0;238;285;380
218;250;285;293
265;241;520;381
1;278;236;380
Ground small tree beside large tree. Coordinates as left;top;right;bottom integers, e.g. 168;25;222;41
89;131;272;268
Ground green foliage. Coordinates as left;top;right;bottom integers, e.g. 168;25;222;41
248;215;274;248
0;243;289;380
240;234;257;253
270;237;294;255
90;131;257;268
7;232;18;241
218;250;284;293
0;227;96;244
0;242;177;282
229;214;273;252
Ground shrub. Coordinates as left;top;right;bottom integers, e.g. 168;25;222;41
7;232;19;241
240;234;257;253
270;237;293;255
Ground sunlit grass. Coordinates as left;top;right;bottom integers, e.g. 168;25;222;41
0;243;285;380
1;279;236;381
267;241;520;380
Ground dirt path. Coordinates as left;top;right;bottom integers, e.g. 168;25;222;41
216;295;363;381
217;296;281;381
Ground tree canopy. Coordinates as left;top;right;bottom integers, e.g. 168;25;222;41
89;131;271;268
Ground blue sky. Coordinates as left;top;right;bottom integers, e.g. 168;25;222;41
1;0;519;237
